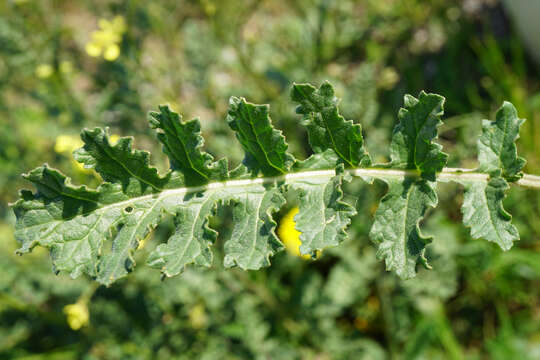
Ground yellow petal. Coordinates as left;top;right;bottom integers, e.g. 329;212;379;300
55;135;83;154
92;30;119;47
85;42;102;57
109;134;120;144
35;64;53;79
278;207;322;260
188;304;208;329
98;18;111;31
63;302;89;330
104;44;120;61
111;16;127;34
278;207;311;259
73;159;93;174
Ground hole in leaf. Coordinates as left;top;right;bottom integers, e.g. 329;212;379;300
125;206;133;213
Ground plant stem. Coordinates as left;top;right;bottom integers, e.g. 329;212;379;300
194;167;540;190
184;167;540;194
50;166;540;221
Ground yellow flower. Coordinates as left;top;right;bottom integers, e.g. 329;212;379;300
85;16;126;61
54;135;83;154
109;134;120;144
188;303;208;329
103;44;120;61
36;64;53;79
63;302;89;330
85;42;102;57
73;159;94;173
278;207;320;259
100;16;126;34
55;133;120;173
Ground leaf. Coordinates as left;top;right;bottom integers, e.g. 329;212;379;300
288;82;367;255
290;169;356;256
146;191;218;277
227;96;295;176
149;105;228;185
389;91;448;180
370;92;448;278
477;101;526;181
291;81;371;168
223;185;285;269
11;83;535;284
459;102;525;250
459;177;519;250
74;128;168;193
13;166;128;280
369;177;438;279
14;166;100;257
95;198;165;284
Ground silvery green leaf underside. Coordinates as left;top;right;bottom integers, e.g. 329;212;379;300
477;102;526;181
370;177;437;279
459;102;525;251
459;177;518;251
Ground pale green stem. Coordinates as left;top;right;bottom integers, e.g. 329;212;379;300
58;167;540;221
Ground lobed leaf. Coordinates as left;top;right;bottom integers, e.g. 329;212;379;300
389;92;448;180
369;178;437;279
477;101;526;181
13;84;359;285
291;81;371;168
290;170;357;257
74;128;169;193
227;97;295;176
370;92;447;278
459;177;518;251
11;81;534;283
223;186;285;269
149;105;228;185
460;102;524;250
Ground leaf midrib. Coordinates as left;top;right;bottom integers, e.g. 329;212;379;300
161;122;210;181
95;139;164;192
21;167;540;231
236;101;287;174
294;85;355;168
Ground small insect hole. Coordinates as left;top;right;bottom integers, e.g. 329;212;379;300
125;206;133;213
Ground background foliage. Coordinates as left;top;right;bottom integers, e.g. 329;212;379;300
1;0;540;359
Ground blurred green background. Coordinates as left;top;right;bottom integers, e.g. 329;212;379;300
1;0;540;359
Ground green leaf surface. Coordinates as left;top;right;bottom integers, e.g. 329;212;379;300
12;95;298;285
11;83;534;284
96;198;165;285
291;81;371;168
477;101;526;181
149;105;228;185
13;166;130;280
389;92;448;180
290;171;357;256
459;177;519;251
369;92;448;278
146;191;217;277
459;102;524;250
370;178;438;279
74;128;169;193
227;96;295;176
223;185;284;269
